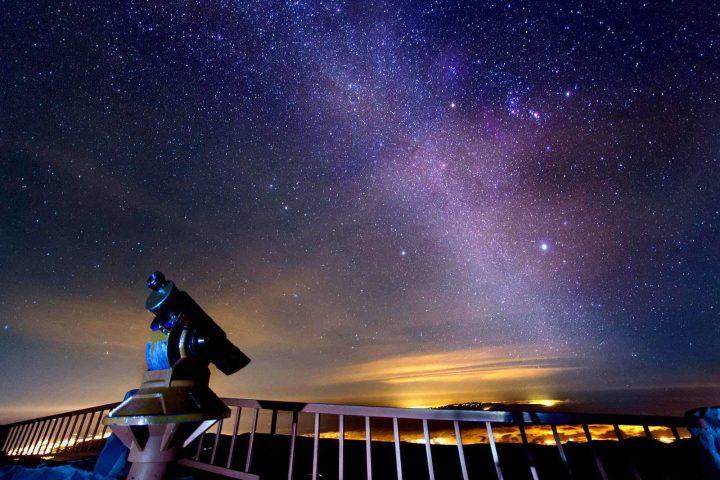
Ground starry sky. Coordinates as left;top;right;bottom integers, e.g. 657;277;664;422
1;1;719;423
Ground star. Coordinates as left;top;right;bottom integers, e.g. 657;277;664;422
0;0;716;417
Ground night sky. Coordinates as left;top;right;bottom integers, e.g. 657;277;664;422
1;1;719;422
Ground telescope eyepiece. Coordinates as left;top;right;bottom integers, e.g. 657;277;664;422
147;271;167;291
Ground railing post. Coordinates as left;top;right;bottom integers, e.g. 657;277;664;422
365;416;372;480
583;424;608;480
422;419;435;480
59;414;77;453
12;424;23;454
98;419;110;444
287;411;298;480
86;410;106;454
21;421;38;455
17;424;30;454
518;419;539;480
15;422;37;454
47;416;66;455
613;424;641;480
11;425;25;454
393;417;403;480
12;425;23;453
42;416;61;455
11;424;26;455
226;406;242;469
33;421;49;455
453;420;469;480
15;422;37;455
69;413;87;452
338;414;344;480
12;424;25;454
49;417;64;454
2;425;16;454
32;420;50;455
485;422;504;480
312;413;320;480
79;412;96;452
46;418;61;454
210;418;223;465
270;410;278;436
1;425;16;453
38;418;57;455
551;424;573;479
194;430;205;461
245;408;258;472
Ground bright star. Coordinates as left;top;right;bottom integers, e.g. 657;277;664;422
540;243;549;251
400;250;407;256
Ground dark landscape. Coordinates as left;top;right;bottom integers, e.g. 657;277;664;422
186;432;706;479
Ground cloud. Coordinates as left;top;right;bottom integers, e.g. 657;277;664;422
322;346;579;387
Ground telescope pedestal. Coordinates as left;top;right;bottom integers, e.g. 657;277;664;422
125;425;181;480
104;368;229;480
128;461;170;480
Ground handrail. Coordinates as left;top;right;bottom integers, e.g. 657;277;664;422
220;397;687;426
2;403;119;428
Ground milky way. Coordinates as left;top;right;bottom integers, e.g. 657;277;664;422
1;1;719;421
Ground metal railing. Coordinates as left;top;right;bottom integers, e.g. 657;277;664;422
1;403;117;459
1;398;694;480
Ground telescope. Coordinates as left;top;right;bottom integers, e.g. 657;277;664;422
144;271;250;376
104;272;250;480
